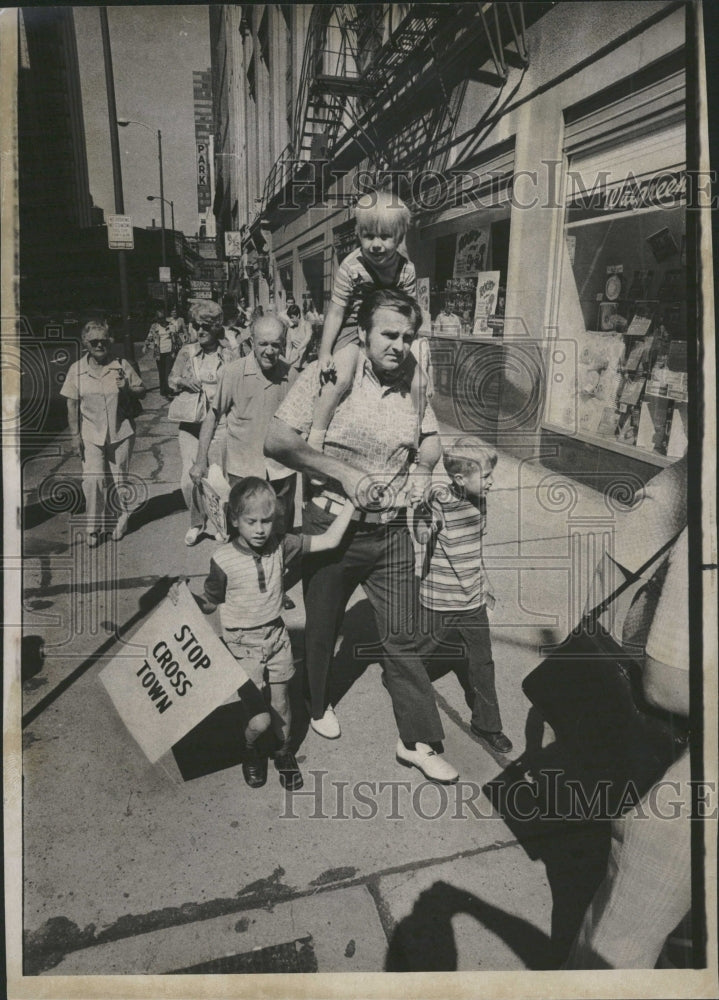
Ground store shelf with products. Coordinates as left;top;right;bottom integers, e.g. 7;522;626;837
544;202;688;465
416;217;510;343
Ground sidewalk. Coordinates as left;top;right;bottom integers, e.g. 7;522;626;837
19;349;615;976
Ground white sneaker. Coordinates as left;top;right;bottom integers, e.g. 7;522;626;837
310;706;341;739
395;740;459;784
184;525;203;546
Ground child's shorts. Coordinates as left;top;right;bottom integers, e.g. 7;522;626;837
223;618;294;690
334;324;361;352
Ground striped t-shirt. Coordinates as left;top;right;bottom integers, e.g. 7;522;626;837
418;486;488;612
204;534;304;629
331;247;416;330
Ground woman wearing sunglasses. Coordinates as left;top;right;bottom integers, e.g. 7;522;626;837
61;319;146;547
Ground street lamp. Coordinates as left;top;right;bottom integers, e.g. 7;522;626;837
147;195;175;234
117;118;166;268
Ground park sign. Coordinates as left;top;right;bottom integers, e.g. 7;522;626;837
99;583;247;762
107;214;134;250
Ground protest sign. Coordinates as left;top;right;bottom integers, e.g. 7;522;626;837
99;583;246;762
472;270;501;335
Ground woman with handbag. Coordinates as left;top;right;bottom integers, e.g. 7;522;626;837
168;300;237;546
61;318;146;546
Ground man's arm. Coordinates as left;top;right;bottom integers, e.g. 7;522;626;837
265;417;364;504
189;407;219;483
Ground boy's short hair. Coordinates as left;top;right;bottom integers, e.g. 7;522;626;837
228;477;277;519
354;190;411;240
443;437;498;478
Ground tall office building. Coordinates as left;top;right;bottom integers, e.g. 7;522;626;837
18;7;93;235
18;6;94;312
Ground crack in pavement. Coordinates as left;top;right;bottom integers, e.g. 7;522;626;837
23;839;529;973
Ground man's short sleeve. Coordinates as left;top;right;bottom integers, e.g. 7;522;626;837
419;399;439;438
273;364;318;435
60;361;80;400
212;362;238;418
330;257;355;309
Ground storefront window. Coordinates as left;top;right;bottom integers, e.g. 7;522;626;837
545;126;687;463
277;259;293;300
428;217;510;339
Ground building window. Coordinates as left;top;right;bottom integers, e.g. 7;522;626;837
426;217;510;339
545;123;687;464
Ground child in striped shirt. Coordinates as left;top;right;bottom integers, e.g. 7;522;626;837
183;477;354;790
413;438;512;754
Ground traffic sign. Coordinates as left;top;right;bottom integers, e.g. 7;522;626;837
107;215;134;250
159;266;171;283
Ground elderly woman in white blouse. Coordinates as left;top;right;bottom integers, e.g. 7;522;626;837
61;318;146;546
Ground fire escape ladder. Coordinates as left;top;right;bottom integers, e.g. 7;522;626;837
260;2;537;215
473;2;530;85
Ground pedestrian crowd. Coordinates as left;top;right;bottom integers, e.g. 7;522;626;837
62;190;691;970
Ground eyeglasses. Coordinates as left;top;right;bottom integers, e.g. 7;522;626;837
88;340;109;348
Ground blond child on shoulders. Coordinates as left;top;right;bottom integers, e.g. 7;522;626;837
308;191;428;456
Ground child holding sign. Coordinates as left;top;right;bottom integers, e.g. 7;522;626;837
174;477;354;791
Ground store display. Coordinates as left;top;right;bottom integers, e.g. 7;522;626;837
416;277;432;334
618;378;644;408
604;273;623;301
596;407;620;437
454;228;489;278
626;269;654;299
598;301;620;331
625;313;652;338
657;268;685;301
636;395;671;455
472;271;501;336
666;404;688;457
646;226;679;262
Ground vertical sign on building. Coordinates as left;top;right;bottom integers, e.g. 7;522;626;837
193;68;213;214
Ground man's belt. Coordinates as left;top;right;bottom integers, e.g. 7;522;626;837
312;492;406;525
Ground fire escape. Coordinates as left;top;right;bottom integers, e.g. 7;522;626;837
260;2;553;222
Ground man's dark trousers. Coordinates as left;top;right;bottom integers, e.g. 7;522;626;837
301;501;445;744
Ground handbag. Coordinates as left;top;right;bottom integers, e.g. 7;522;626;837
167;389;208;423
167;354;209;424
521;530;687;815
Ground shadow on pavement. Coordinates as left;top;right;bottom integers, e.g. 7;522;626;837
126;488;186;533
385;879;554;971
483;736;611;968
